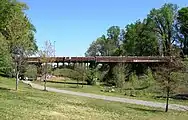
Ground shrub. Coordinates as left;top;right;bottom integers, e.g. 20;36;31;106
24;65;37;80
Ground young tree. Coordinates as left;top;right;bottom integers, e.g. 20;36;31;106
39;40;55;91
154;56;184;112
112;63;126;92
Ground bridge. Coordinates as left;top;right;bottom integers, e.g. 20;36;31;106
26;56;172;64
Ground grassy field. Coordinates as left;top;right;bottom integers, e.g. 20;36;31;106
0;77;188;120
34;79;188;106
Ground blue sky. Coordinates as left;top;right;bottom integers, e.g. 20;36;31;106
22;0;187;56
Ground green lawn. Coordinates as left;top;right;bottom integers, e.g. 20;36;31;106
34;79;188;106
0;77;188;120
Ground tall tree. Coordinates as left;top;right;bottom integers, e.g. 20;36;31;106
106;26;121;56
177;7;188;55
147;3;187;112
123;20;158;56
0;34;12;76
0;0;37;90
85;26;123;57
147;3;178;56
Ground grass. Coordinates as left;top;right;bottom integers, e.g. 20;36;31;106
34;79;188;106
1;77;188;120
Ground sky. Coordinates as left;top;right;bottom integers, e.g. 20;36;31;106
22;0;188;57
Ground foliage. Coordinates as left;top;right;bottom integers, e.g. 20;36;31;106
147;3;178;56
177;7;188;55
53;68;83;81
0;34;13;76
85;69;97;85
0;0;37;90
123;20;158;56
24;65;37;80
112;63;126;90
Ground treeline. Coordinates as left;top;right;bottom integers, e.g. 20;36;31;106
85;4;188;94
86;3;188;57
0;0;37;77
85;3;188;79
85;3;188;111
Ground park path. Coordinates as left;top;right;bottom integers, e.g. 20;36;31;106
22;81;188;111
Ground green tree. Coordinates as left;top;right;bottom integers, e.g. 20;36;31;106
113;63;126;92
0;0;37;90
123;20;158;56
147;3;178;56
85;26;123;56
24;65;37;80
0;34;12;76
177;7;188;55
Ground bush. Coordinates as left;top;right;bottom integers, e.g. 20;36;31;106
24;65;37;80
53;68;83;81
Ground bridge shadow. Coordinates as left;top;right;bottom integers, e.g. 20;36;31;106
47;80;88;85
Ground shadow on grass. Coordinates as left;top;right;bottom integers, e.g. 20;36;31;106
0;87;11;91
47;80;87;85
127;106;164;113
68;86;80;88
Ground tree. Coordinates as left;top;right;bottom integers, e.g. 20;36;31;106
85;35;107;56
112;63;126;92
39;40;55;91
177;7;188;55
0;0;37;90
147;3;178;56
24;65;38;80
85;40;101;56
154;56;184;112
123;20;158;56
0;34;13;76
85;26;123;56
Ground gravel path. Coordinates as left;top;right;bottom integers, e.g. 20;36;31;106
23;81;188;111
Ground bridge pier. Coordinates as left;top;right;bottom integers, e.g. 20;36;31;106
57;62;59;68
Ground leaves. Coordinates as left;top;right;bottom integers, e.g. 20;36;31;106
147;3;178;55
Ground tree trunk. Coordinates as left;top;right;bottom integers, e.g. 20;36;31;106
44;79;47;91
77;79;79;88
82;76;84;88
44;63;47;91
165;86;170;112
16;71;20;91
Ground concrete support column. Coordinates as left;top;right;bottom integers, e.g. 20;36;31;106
73;62;76;69
57;62;59;68
83;63;86;70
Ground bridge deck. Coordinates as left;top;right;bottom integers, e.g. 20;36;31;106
26;56;172;63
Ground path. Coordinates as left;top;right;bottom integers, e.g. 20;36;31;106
22;81;188;111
